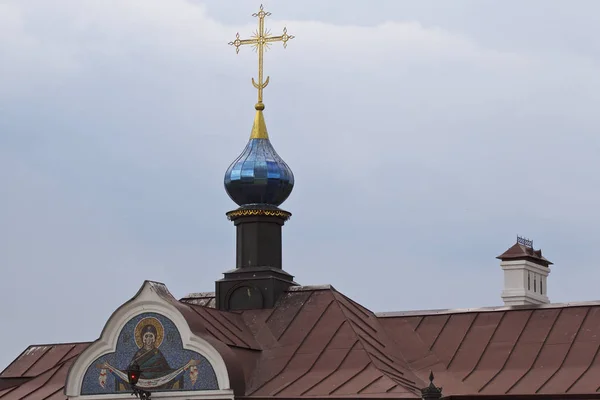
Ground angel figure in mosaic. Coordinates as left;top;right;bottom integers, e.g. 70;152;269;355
96;317;201;390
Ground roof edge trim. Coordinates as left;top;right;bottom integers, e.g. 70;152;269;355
376;299;600;318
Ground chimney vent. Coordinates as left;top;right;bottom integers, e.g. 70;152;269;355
497;236;552;306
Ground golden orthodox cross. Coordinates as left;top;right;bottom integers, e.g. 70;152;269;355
229;4;294;105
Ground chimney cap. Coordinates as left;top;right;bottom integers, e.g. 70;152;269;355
497;235;553;266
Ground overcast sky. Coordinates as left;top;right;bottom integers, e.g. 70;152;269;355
1;0;600;369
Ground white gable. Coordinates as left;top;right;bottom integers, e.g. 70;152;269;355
65;281;233;400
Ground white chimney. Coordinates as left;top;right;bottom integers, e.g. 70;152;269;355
498;236;552;306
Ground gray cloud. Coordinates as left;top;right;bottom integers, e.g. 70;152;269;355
1;0;599;369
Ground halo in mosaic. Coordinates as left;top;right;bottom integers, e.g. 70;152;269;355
81;312;218;395
224;138;294;206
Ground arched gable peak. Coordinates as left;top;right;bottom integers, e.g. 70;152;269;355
65;281;234;400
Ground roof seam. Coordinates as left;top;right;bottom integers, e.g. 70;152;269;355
353;326;388;354
0;387;17;400
19;347;52;378
382;319;436;379
369;363;414;388
53;347;86;368
195;306;254;348
298;340;360;396
275;291;315;341
429;314;451;351
537;307;591;393
335;290;374;318
385;383;400;393
359;349;417;390
357;374;385;395
187;306;240;347
505;308;563;394
14;364;63;400
462;311;507;382
0;345;86;400
50;344;78;371
328;361;372;395
248;296;333;396
331;292;421;395
477;310;535;392
414;316;425;331
262;302;280;326
566;329;600;393
0;348;32;378
373;365;418;389
269;318;349;396
335;298;397;357
359;341;407;377
213;309;247;333
446;313;478;370
338;301;378;335
40;386;63;400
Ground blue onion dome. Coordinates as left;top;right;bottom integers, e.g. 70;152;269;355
224;103;294;207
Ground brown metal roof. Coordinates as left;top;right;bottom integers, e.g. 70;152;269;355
379;304;600;396
187;303;261;350
0;343;89;400
4;286;600;399
0;378;31;391
234;286;423;398
182;287;600;397
497;243;552;266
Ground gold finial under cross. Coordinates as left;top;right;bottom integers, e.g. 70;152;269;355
229;4;294;108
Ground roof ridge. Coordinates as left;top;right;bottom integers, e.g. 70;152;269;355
21;341;91;349
376;300;600;318
331;288;376;316
180;284;336;302
328;290;424;396
180;291;215;300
